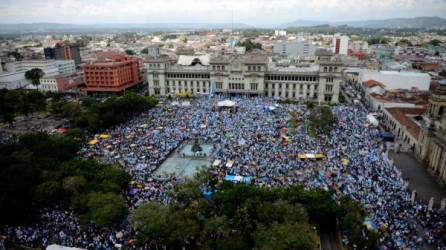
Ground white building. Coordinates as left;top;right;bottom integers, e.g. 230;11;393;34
332;34;349;55
359;70;431;91
5;60;76;77
275;30;287;37
273;40;316;58
0;71;29;89
146;49;342;104
0;59;76;90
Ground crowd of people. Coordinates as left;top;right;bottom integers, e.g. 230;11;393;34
1;96;445;249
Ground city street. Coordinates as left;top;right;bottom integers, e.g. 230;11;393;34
389;151;446;207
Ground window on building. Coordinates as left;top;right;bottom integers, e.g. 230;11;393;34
325;84;333;92
251;83;258;90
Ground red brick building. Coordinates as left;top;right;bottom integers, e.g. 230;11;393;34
83;53;143;93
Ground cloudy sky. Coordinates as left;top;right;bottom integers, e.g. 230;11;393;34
1;0;446;25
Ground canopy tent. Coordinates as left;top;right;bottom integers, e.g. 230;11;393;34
224;175;252;184
225;160;234;168
56;128;68;134
367;114;379;127
46;244;85;250
88;139;99;145
217;100;236;107
298;153;325;160
379;132;395;142
212;159;221;167
99;133;111;139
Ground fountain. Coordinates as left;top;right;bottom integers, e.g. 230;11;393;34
191;138;203;153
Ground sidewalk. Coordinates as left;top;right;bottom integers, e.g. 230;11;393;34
389;151;446;207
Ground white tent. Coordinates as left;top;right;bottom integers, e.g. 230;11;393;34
217;100;236;107
46;245;85;250
367;114;379;127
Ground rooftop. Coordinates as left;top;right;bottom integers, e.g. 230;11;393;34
385;107;426;138
363;80;385;88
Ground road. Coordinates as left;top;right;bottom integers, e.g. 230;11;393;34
389;151;446;206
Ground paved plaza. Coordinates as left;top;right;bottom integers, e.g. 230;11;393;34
154;142;214;178
389;151;446;207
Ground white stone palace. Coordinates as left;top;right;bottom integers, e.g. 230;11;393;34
146;49;342;103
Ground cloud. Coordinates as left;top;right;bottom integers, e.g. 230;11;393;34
0;0;445;24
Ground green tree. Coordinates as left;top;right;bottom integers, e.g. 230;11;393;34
125;49;135;55
254;222;318;250
34;180;64;206
25;68;45;87
85;192;127;227
141;48;149;54
237;39;262;52
7;51;23;61
429;39;442;46
129;202;172;244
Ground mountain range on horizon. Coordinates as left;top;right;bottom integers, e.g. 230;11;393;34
0;16;446;33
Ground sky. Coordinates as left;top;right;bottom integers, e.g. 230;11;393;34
1;0;446;25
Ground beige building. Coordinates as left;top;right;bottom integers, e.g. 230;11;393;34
416;80;446;183
146;49;342;103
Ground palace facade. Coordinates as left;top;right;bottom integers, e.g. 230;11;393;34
146;49;342;103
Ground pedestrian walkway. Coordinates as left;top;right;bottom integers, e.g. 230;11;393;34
389;151;446;206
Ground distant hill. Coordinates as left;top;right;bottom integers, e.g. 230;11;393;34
282;16;446;30
278;19;328;28
338;16;446;29
0;22;253;34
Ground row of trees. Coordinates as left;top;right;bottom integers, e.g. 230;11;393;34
0;89;47;125
128;174;378;249
48;92;158;132
0;132;131;227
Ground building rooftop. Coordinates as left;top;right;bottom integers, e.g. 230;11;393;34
385;107;426;138
363;80;385;88
177;54;210;66
268;63;320;73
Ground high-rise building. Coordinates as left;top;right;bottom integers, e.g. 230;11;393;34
273;40;316;58
83;53;143;94
332;34;349;55
44;42;82;66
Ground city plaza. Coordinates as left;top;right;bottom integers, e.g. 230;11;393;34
77;95;445;249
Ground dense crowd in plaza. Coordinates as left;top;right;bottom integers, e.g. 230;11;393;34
1;96;446;249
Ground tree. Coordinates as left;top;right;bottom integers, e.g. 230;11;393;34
125;49;135;55
7;51;23;61
429;39;442;46
25;68;45;87
254;222;318;250
129;202;172;244
397;39;412;46
141;48;149;54
34;180;64;206
367;36;390;45
237;39;262;52
84;192;127;227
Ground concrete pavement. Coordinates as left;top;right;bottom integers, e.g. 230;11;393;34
389;151;446;207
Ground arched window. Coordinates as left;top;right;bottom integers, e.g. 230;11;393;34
191;58;202;66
